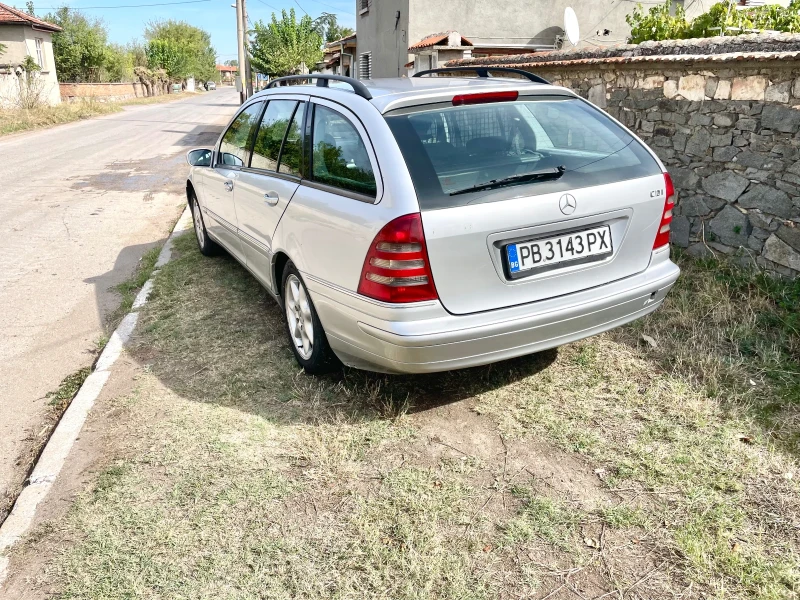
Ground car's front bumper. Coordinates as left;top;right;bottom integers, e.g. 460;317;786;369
305;248;680;374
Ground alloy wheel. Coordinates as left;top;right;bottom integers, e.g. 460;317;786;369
193;201;205;248
285;274;314;360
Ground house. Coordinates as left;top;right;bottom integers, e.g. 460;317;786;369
406;30;533;76
320;32;357;77
355;0;781;80
0;2;61;106
216;64;238;84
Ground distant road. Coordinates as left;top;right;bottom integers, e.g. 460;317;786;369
0;87;240;517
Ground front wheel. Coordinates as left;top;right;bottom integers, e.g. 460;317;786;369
190;194;220;256
282;262;339;374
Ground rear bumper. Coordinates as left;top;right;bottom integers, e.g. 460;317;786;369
306;248;680;374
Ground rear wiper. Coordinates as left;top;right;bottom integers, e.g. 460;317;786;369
449;166;566;196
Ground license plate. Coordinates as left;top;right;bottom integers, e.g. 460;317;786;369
506;225;612;275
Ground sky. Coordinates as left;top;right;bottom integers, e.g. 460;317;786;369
30;0;356;64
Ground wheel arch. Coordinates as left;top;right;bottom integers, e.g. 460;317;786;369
273;251;290;302
186;179;196;206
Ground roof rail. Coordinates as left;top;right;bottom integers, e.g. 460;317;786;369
265;74;372;100
413;67;549;85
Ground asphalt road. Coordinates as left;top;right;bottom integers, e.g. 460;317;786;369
0;87;240;516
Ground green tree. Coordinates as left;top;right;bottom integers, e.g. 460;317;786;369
44;7;109;82
250;8;323;76
145;38;189;80
103;43;133;82
127;41;148;68
314;13;354;43
25;1;34;16
144;20;216;81
224;59;238;67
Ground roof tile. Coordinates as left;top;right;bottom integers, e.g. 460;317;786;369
409;31;473;51
0;2;61;31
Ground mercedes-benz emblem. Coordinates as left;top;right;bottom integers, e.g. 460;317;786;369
559;194;577;215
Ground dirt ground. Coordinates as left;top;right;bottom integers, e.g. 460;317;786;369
3;233;797;599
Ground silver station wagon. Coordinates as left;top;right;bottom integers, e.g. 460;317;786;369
186;69;679;374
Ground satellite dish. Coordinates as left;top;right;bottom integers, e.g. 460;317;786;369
564;7;580;46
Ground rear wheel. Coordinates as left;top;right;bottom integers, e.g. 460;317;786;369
282;262;339;374
190;194;220;256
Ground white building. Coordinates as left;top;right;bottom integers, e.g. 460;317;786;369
0;2;61;107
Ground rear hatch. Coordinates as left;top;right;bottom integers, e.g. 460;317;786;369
385;93;666;315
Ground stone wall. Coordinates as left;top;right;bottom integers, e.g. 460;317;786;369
59;82;144;103
448;39;800;277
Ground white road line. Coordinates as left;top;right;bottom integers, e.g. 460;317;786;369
0;206;192;589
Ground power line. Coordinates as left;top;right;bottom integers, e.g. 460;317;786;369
307;0;354;15
36;0;210;8
254;0;282;12
293;0;308;15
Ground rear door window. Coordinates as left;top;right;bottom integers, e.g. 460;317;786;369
385;96;660;209
250;100;296;172
278;102;306;177
310;104;377;198
218;102;263;167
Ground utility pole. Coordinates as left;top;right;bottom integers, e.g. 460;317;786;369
242;0;253;97
235;0;246;103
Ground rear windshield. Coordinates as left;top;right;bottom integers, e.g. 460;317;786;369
385;96;661;210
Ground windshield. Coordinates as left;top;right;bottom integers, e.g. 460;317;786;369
385;96;661;210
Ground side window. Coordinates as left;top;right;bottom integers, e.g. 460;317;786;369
311;105;376;198
218;102;262;167
278;102;306;176
250;100;296;172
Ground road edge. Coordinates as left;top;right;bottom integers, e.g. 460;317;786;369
0;206;193;588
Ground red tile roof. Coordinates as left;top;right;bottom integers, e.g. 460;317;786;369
216;64;238;72
409;31;473;51
0;2;61;31
447;50;800;70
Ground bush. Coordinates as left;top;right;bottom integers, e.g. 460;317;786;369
627;0;690;44
627;0;800;43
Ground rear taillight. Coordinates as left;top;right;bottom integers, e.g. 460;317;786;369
358;213;438;303
653;172;675;250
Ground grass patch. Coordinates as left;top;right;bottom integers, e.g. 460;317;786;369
44;367;91;412
501;488;583;551
21;236;798;600
621;251;800;453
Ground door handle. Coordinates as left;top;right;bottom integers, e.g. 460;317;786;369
264;192;279;206
224;180;234;192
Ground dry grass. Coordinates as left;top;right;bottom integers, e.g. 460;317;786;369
12;234;799;599
0;101;120;136
0;92;197;136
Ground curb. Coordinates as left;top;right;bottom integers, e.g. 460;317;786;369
0;207;193;587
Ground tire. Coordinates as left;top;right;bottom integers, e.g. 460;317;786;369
281;262;339;374
190;193;220;256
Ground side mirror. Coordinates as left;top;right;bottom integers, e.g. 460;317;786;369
187;148;212;167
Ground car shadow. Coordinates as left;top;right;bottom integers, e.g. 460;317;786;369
84;238;169;334
125;236;559;426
